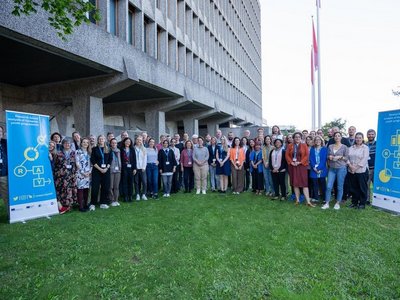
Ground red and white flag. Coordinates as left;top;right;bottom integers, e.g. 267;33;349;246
311;48;314;85
312;19;318;71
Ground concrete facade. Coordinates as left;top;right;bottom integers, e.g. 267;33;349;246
0;0;262;139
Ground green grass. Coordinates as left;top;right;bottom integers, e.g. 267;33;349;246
1;192;399;299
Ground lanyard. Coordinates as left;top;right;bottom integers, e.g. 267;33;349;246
164;149;169;162
315;148;320;165
99;147;104;165
293;144;298;159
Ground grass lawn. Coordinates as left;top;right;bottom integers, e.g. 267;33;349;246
0;192;399;299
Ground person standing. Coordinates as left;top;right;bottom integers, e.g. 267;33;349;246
216;136;231;193
285;132;315;207
50;132;62;151
180;140;195;193
250;142;264;195
322;132;349;210
146;138;159;199
158;140;177;197
0;126;8;208
89;135;113;210
109;138;121;207
174;133;184;190
134;136;147;201
193;137;210;194
75;138;92;212
262;135;274;196
366;129;376;204
269;138;287;200
120;137;137;202
208;137;220;192
347;132;370;209
241;137;251;192
309;136;328;202
229;137;246;194
54;138;78;214
170;138;181;193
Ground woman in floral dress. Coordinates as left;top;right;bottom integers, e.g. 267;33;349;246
75;138;92;212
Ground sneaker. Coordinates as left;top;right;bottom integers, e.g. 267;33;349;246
115;201;120;206
89;205;95;211
59;206;70;215
196;189;200;195
334;203;340;210
163;194;168;197
100;204;109;209
167;193;170;197
136;195;140;201
142;195;148;201
202;190;206;195
321;203;329;210
280;196;286;201
111;202;119;207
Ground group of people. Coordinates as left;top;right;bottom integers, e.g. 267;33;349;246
0;124;377;214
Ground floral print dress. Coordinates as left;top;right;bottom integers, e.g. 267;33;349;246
75;149;92;189
54;150;77;207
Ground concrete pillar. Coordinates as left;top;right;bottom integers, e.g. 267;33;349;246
118;0;128;41
73;96;104;137
97;0;108;31
145;110;165;140
207;122;219;136
183;118;199;136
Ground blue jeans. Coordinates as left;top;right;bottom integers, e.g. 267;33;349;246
161;174;173;194
325;167;347;203
263;165;274;194
209;165;220;190
146;163;158;195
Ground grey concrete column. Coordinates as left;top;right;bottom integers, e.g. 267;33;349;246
183;118;199;136
145;110;166;140
97;0;108;31
118;0;128;41
73;96;104;137
207;122;219;136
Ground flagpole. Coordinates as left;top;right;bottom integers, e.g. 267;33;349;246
316;0;322;128
311;46;316;130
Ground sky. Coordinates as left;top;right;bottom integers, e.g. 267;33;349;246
260;0;400;134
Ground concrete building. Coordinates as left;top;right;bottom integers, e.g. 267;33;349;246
0;0;262;139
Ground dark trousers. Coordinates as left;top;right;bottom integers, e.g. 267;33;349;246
245;169;251;191
183;167;194;191
342;173;351;201
252;171;263;190
272;171;286;197
134;169;147;196
311;177;326;200
90;170;110;205
348;171;369;206
121;169;134;199
308;170;314;199
171;165;180;193
77;188;89;209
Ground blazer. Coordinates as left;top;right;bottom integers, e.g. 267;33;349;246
309;146;328;178
269;148;287;172
158;148;177;173
119;147;137;172
91;146;113;168
207;144;220;165
229;147;246;167
285;143;309;166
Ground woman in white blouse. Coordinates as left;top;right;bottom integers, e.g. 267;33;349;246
347;132;369;209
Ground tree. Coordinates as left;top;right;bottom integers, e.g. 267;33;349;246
12;0;100;40
321;118;347;138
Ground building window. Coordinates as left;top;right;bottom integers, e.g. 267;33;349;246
109;0;118;36
128;5;135;45
88;0;97;24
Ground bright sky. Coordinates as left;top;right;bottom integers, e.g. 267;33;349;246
261;0;400;134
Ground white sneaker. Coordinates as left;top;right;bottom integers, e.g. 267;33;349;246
334;203;341;210
136;195;140;201
167;193;170;197
89;204;95;211
202;190;206;195
321;203;329;210
111;202;118;207
163;193;168;197
142;195;148;201
115;201;120;206
100;204;109;209
196;189;200;195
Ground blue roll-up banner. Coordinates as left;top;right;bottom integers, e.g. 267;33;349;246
373;109;400;214
6;111;58;223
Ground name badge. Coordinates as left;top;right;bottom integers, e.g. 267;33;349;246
166;162;170;165
66;164;72;169
315;164;319;168
219;159;222;162
188;161;192;165
127;164;132;168
0;159;3;164
101;164;106;168
114;166;119;171
212;159;216;162
293;158;297;162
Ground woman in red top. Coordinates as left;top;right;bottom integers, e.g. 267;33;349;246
285;132;315;207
